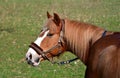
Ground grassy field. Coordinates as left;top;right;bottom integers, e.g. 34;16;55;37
0;0;119;78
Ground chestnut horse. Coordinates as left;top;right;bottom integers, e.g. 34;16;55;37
26;12;120;78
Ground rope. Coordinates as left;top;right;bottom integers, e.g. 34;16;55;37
53;57;79;65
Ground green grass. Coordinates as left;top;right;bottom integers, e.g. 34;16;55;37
0;0;119;78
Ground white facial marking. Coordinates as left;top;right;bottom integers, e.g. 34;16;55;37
26;30;49;57
34;30;49;46
26;30;49;66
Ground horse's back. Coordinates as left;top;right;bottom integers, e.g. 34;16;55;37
86;33;120;78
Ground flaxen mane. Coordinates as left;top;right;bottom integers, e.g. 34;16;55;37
64;19;111;64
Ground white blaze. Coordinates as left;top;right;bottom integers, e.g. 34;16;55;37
34;30;49;46
26;30;49;55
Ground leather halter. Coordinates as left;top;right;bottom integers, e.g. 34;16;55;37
29;42;50;61
29;19;65;63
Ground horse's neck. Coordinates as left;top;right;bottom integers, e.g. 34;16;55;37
64;19;112;64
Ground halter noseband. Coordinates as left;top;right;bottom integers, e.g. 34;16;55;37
29;19;65;63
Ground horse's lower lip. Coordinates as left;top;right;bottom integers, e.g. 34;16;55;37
32;64;38;67
33;63;40;67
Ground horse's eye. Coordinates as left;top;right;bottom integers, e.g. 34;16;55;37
47;33;53;37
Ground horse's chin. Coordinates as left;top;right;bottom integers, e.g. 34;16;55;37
32;62;40;67
32;58;44;67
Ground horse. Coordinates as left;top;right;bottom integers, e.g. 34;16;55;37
26;12;120;78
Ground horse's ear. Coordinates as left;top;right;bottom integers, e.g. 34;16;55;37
53;13;60;26
47;11;52;18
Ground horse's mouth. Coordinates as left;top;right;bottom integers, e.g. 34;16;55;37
32;62;40;67
26;59;39;67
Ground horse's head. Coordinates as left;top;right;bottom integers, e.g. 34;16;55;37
26;12;66;66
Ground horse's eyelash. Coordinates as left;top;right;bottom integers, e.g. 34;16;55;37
47;33;53;36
